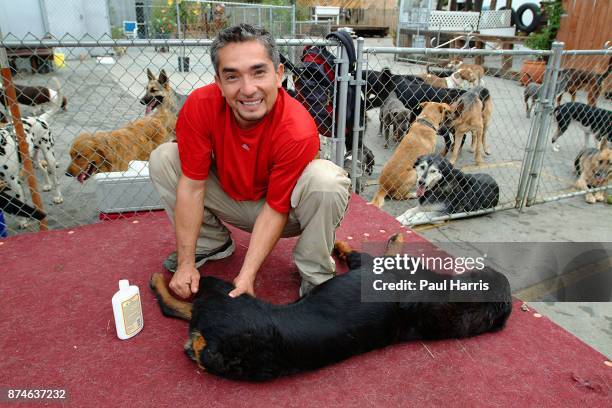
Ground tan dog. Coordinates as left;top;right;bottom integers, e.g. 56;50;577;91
370;102;450;208
420;68;478;89
441;87;493;166
575;139;611;203
447;59;485;85
66;70;178;182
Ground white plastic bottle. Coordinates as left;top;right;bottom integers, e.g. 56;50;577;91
112;279;144;340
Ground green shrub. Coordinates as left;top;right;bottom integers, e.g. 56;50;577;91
525;0;563;50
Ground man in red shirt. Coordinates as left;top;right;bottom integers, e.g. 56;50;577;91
150;24;351;299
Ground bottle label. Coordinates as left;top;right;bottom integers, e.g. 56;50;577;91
121;294;143;336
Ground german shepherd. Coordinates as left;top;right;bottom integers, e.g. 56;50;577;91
65;69;180;182
441;87;493;166
149;233;512;381
574;139;611;204
140;68;187;115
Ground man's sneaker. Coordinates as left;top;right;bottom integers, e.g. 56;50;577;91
163;238;235;273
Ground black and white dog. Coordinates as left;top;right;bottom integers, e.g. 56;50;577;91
0;106;63;227
551;102;611;152
396;155;499;226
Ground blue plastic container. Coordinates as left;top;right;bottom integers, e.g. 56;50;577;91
0;211;7;237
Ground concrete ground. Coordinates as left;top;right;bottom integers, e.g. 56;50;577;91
2;37;610;358
414;196;612;357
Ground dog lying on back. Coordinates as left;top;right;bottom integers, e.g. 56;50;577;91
65;69;179;182
150;233;512;381
0;78;67;123
370;102;450;208
574;139;611;204
396;154;500;226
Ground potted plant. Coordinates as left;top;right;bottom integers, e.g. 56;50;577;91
151;6;177;52
519;0;563;85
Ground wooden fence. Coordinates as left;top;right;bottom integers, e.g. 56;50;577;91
556;0;611;73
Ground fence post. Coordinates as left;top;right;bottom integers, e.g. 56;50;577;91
0;36;48;230
516;89;546;208
291;5;296;38
334;44;350;166
350;37;365;192
525;42;564;207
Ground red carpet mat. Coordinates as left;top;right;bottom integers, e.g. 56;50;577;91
1;195;610;407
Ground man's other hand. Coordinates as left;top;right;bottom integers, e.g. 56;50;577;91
229;274;256;298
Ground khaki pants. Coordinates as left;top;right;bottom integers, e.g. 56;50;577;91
149;142;351;294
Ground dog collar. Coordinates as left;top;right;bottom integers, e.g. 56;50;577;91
448;72;460;87
416;117;438;132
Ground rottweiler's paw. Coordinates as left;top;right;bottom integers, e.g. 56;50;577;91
334;241;353;259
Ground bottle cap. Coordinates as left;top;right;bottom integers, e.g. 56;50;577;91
119;279;129;290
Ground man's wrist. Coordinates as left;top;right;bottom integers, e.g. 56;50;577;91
237;269;256;283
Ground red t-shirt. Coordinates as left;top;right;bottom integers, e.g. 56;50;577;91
176;84;319;214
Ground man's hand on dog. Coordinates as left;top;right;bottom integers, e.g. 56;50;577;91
170;265;200;298
229;273;256;298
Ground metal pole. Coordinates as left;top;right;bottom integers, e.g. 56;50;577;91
291;5;296;38
396;0;404;57
175;0;186;69
515;109;540;208
350;38;365;192
516;45;561;209
0;36;48;231
525;42;564;206
516;64;552;209
334;45;350;166
175;1;182;38
38;0;50;35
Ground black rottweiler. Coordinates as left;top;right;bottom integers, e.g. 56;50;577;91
150;234;512;381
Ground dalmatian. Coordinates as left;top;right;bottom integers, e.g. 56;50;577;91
0;109;63;227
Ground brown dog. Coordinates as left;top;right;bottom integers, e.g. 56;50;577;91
447;59;485;85
575;139;611;203
557;68;609;106
420;68;478;89
65;70;179;182
370;102;450;208
441;87;493;166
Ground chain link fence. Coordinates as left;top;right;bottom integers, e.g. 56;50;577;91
108;0;296;41
525;49;612;206
0;33;340;236
0;28;610;236
351;40;611;226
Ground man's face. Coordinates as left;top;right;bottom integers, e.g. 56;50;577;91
214;40;284;128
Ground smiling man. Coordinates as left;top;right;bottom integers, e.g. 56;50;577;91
149;24;351;299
